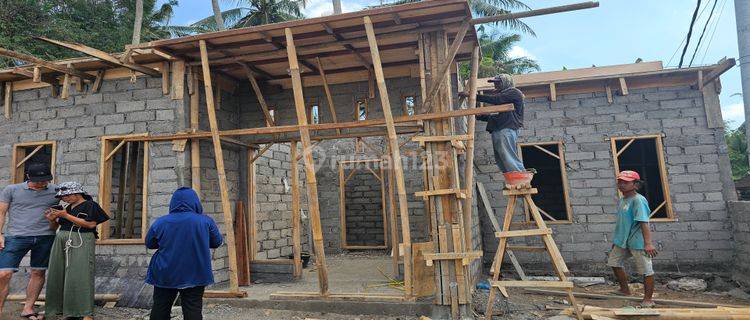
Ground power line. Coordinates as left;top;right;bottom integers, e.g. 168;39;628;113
689;0;719;66
678;0;703;68
666;0;712;66
701;0;729;65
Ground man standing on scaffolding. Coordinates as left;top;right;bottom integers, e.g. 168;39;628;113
459;74;526;175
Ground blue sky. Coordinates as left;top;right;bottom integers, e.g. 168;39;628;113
161;0;744;128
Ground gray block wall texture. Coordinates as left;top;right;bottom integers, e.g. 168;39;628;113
475;85;737;273
0;77;187;306
342;162;386;246
729;201;750;284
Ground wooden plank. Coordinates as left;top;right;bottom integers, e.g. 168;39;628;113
285;28;329;296
549;83;557;101
476;182;499;230
235;201;250;285
124;142;140;238
605;84;613;103
198;40;240;292
702;81;723;129
423;251;482;266
204;290;248;298
700;57;736;86
36;37;161;77
0;47;96;81
161;61;170;95
364;16;413;297
470;1;599;25
10;145;25;185
414;188;466;199
338;162;348;248
113;144;128;238
492;281;573;288
618;77;628;95
387;156;399;276
462;46;480;253
451;224;467;304
655;135;674;219
14;145;43;169
189;71;201;198
495;229;552;238
247;148;257;261
525;194;570;276
290;141;302;278
412;134;472;143
315;57;340;134
105;140;128;161
270;292;405;302
60;69;71;100
90;70;104;93
525;289;750;309
484;195;516;318
3;81;11;119
97;138;114;240
380;164;388;248
171;60;185;100
140;142;149;242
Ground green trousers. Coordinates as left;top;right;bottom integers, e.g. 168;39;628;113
45;230;96;318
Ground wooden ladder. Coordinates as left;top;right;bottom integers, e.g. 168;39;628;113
484;184;583;320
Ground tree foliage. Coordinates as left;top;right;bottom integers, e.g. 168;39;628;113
170;0;307;36
0;0;176;68
725;122;749;180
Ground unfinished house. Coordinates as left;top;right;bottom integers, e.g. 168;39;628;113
1;0;746;318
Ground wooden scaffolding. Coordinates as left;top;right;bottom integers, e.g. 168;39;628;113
0;0;600;316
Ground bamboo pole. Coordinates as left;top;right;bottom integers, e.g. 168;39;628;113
364;16;413;297
284;28;330;295
114;144;128;238
290;141;302;278
461;45;480;251
125;142;140;238
198;39;240;292
315;57;340;135
190;70;201;198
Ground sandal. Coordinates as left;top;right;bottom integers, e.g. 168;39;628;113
20;312;43;320
639;300;656;308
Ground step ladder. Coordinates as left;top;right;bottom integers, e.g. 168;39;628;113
484;184;583;320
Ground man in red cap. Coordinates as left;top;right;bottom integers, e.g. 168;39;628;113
607;170;658;307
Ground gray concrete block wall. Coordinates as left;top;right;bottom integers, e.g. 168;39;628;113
729;201;750;284
0;76;185;306
475;85;736;272
343;162;386;246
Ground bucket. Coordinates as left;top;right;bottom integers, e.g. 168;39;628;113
503;170;534;185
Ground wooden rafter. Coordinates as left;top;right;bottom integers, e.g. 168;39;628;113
258;31;320;74
36;37;161;77
241;63;275;127
0;47;96;81
315;57;340;134
321;22;372;71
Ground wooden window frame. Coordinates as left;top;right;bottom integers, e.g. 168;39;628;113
610;134;675;222
307;99;321;124
402;94;416;116
11;141;57;184
97;134;150;244
355;98;368;121
338;159;388;250
518;141;573;224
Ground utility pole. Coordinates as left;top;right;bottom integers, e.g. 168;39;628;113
736;0;750;163
333;0;342;14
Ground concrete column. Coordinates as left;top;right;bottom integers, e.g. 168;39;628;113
736;0;750;163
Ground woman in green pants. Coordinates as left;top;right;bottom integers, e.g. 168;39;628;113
44;182;109;320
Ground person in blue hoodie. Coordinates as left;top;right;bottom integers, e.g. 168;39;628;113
145;187;222;320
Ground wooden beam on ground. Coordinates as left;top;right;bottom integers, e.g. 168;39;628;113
290;141;302;278
285;28;330;296
204;290;248;298
36;37;161;77
525;289;749;309
315;57;340;134
270;292;406;302
470;1;599;25
364;15;413;298
0;47;96;81
198;39;241;293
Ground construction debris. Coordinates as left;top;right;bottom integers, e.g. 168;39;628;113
667;277;708;292
562;305;750;319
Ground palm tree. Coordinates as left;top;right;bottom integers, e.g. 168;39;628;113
372;0;535;36
132;0;144;44
170;0;307;36
212;0;226;31
478;32;539;76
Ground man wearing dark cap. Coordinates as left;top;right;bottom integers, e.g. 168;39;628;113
459;73;525;173
0;163;58;319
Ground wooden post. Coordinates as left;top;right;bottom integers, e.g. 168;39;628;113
125;142;140;238
235;201;250;285
242;65;275;127
141;142;149;240
461;45;480;252
284;28;330;296
247;148;257;261
198;40;240;292
161;61;170;95
290;141;303;278
171;60;185;100
4;82;12;119
189;70;201;198
386;154;399;276
338;163;348;248
364;16;413;297
114;144;129;238
420;21;471;113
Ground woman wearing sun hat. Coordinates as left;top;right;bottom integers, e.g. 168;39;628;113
44;182;110;320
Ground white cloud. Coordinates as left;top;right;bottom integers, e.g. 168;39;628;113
508;45;535;60
721;102;745;128
303;0;367;18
